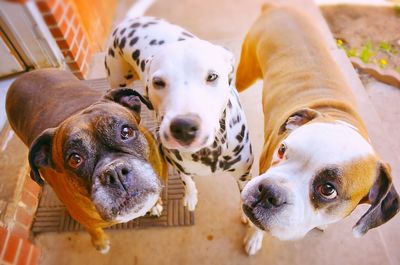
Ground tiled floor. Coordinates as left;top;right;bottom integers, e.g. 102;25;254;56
3;0;397;264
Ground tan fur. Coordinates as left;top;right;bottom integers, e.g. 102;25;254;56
236;5;377;206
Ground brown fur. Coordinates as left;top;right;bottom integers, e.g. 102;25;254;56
6;69;166;251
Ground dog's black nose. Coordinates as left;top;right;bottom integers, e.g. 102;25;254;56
256;181;287;208
170;115;200;145
101;164;131;192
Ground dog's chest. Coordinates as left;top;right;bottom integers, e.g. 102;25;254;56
161;89;252;176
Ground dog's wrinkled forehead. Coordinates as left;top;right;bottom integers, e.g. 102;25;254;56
148;39;233;77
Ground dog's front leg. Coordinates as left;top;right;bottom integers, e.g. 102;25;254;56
233;169;252;224
149;196;163;217
244;225;264;256
181;174;198;211
86;226;110;254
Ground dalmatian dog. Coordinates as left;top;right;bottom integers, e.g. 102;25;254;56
105;6;253;213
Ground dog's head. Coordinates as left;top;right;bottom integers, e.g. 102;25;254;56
242;108;399;240
144;39;234;152
28;88;162;222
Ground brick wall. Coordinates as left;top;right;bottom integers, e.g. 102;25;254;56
36;0;93;79
0;175;41;265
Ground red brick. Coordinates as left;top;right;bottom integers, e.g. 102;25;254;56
58;18;68;35
0;227;8;255
45;0;56;9
70;42;79;58
49;27;62;39
3;234;21;263
23;178;41;198
36;2;50;13
10;223;29;240
17;240;32;265
67;62;80;72
52;2;64;21
65;28;75;47
65;5;74;22
21;191;38;211
15;208;33;228
28;246;40;265
56;39;69;50
43;14;57;26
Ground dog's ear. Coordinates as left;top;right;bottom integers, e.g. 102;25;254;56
28;128;56;186
104;88;153;122
353;162;400;237
278;108;322;135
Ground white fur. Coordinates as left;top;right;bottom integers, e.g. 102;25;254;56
244;226;264;255
181;174;198;211
242;122;375;254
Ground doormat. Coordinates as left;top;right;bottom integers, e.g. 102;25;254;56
31;78;194;234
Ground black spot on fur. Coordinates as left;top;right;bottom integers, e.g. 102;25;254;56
108;48;115;57
171;149;183;161
191;153;199;162
112;28;118;36
128;29;136;38
124;74;133;80
178;38;185;41
158;40;165;45
143;21;157;28
119;37;126;50
136;59;140;65
104;60;110;76
132;49;140;60
130;37;139;46
234;145;244;156
145;86;149;94
120;28;126;35
245;131;249;142
182;32;194;38
149;39;157;45
119;84;127;87
221;155;241;171
236;125;245;142
223;155;231;160
140;60;145;72
227;100;232;109
130;22;141;28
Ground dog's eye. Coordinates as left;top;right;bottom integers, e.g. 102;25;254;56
317;182;337;200
152;77;166;89
206;73;219;82
278;143;287;159
68;153;83;168
121;125;136;140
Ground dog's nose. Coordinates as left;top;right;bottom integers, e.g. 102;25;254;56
100;164;131;191
256;181;287;209
169;115;200;145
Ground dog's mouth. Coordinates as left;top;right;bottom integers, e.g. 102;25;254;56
242;204;267;231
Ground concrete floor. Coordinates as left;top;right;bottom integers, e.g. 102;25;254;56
32;0;400;264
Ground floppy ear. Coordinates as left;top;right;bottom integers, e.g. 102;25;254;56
28;128;56;186
104;88;153;122
278;108;322;135
353;163;400;237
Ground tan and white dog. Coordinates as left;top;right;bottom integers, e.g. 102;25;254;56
236;5;400;255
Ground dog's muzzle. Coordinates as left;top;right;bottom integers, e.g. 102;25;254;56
169;114;201;146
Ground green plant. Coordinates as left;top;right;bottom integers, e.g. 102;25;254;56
359;41;375;64
395;4;400;17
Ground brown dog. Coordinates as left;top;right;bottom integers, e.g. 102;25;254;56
236;5;399;255
6;69;167;253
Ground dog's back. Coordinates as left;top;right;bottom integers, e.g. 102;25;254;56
6;69;103;146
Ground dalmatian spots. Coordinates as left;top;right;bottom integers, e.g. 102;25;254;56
130;37;139;46
132;49;140;61
105;16;253;197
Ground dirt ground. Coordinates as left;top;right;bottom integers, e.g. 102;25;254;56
321;5;400;72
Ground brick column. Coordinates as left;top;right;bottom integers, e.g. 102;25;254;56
36;0;92;79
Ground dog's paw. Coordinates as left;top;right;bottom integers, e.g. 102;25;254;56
244;228;264;256
94;239;110;254
183;192;198;211
149;202;163;217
